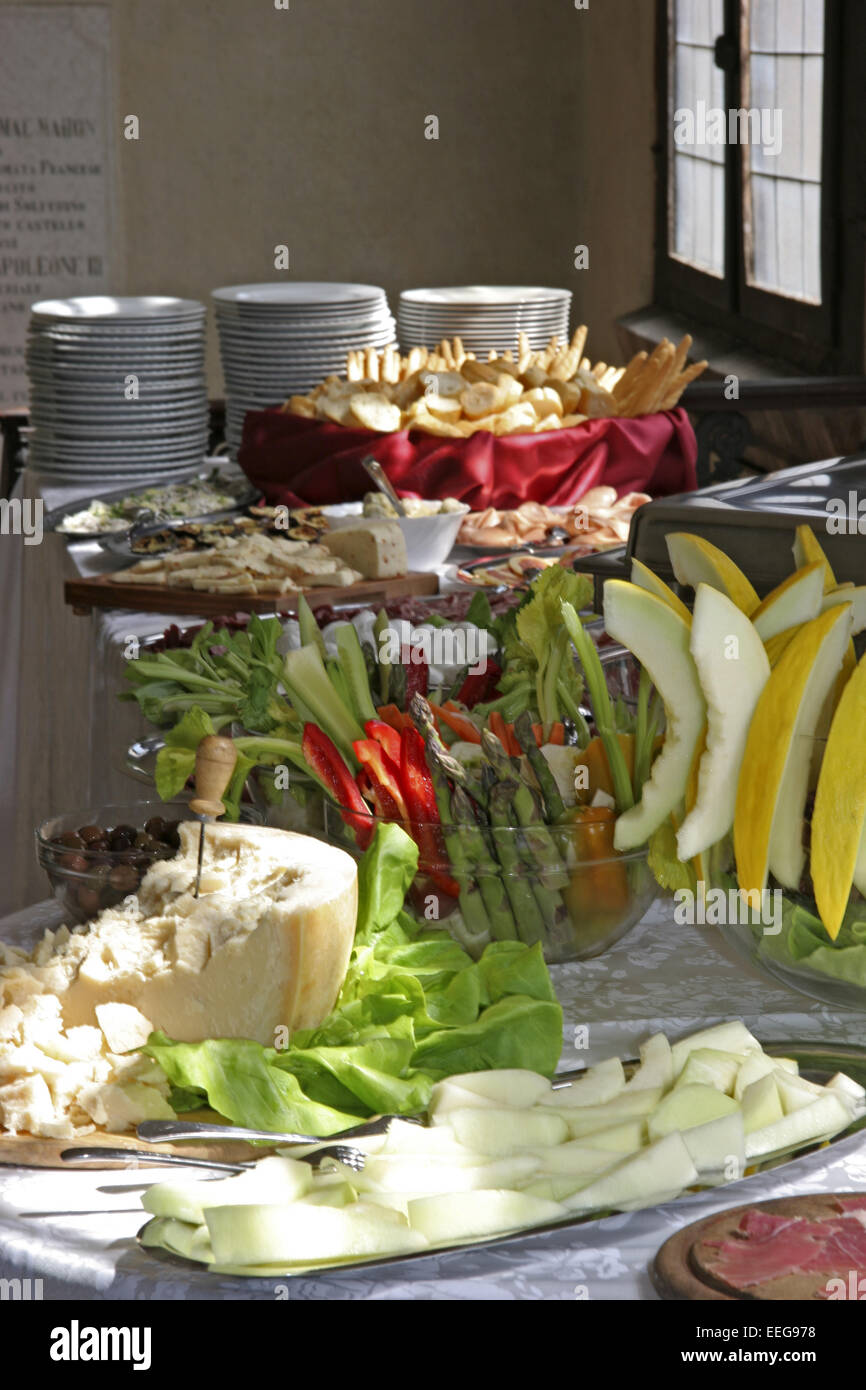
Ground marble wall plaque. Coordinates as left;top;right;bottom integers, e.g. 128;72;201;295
0;4;113;405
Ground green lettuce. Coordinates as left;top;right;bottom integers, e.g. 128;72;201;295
143;824;563;1135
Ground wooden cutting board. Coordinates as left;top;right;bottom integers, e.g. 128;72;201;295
64;570;438;616
652;1194;865;1301
0;1111;274;1169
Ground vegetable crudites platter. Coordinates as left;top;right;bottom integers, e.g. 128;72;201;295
5;509;866;1296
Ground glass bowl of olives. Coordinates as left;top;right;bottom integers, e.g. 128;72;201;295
35;802;189;923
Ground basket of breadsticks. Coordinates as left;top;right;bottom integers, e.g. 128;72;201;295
236;329;705;511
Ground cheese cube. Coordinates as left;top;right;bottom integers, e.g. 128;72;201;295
323;522;408;579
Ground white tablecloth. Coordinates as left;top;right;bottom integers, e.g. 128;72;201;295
1;896;864;1301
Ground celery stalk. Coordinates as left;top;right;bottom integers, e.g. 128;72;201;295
336;624;379;725
282;644;364;765
561;600;634;813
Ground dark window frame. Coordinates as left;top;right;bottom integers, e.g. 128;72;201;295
654;0;865;373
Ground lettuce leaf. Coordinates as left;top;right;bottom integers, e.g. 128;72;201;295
143;824;563;1134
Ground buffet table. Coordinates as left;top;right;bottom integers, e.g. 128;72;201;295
1;896;862;1302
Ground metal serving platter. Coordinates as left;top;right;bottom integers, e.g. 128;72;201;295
137;1039;866;1282
45;466;259;541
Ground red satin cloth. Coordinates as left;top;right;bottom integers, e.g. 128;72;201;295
237;407;698;508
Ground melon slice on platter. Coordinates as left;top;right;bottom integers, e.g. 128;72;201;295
750;563;825;640
673;1048;742;1095
537;1056;625;1108
562;1131;698;1214
811;652;866;938
676;585;770;862
734;604;853;897
670;1021;761;1075
630;557;692;623
733;1051;777;1100
602;581;706;851
740;1074;784;1133
647;1084;740;1141
681;1111;745;1182
665;532;760;615
744;1092;852;1162
406;1190;566;1245
624;1032;673;1092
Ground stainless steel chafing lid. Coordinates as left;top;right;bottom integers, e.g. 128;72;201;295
598;453;866;597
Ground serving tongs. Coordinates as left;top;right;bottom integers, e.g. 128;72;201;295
188;735;238;898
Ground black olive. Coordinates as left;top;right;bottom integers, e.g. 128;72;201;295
78;824;108;845
59;852;89;874
76;887;102;916
56;831;86;850
109;830;135;852
144;816;167;839
108;864;140;894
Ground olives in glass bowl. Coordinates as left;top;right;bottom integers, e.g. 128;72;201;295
36;801;187;923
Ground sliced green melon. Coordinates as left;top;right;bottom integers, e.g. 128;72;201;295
562;1132;698;1214
538;1056;625;1108
648;1084;739;1141
670;1022;761;1075
740;1074;783;1134
744;1093;852;1161
673;1048;742;1096
205;1201;428;1266
407;1189;565;1244
625;1034;673;1092
142;1155;312;1226
447;1107;568;1155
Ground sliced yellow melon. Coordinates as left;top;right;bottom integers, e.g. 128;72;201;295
602;581;706;852
764;624;801;667
676;585;771;862
823;586;866;634
792;524;836;591
630;558;692;624
750;563;824;641
665;533;760;615
734;604;853;899
811;653;866;938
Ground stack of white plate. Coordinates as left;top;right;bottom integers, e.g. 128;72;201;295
26;296;208;483
398;285;572;359
213;282;396;455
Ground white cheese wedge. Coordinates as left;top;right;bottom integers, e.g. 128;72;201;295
323;521;408;578
0;824;358;1138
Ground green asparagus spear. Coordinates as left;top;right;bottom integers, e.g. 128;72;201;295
479;728;521;781
512;711;565;822
488;782;547;945
450;785;518;941
425;757;493;942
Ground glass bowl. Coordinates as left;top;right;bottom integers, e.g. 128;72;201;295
36;799;263;924
322;802;656;964
36;800;188;923
704;840;866;1013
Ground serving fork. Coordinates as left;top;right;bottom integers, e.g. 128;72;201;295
60;1142;367;1175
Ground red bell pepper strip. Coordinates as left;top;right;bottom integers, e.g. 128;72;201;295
400;727;460;897
353;739;410;821
402;645;429;704
364;719;402;765
302;724;373;849
458;658;502;708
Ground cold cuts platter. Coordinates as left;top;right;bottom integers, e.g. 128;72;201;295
652;1193;866;1301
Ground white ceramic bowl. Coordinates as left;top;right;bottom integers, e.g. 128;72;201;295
324;502;469;570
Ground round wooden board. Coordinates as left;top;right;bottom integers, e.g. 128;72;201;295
651;1194;863;1301
0;1111;274;1169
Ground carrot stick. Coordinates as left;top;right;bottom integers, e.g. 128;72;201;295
429;702;481;744
377;704;412;733
548;721;565;746
489;710;511;752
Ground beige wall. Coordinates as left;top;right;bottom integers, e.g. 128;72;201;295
14;0;658;388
